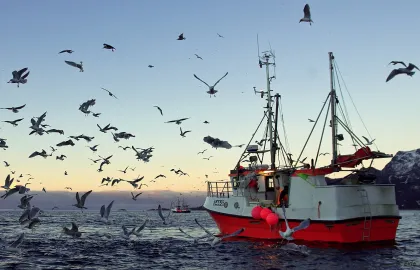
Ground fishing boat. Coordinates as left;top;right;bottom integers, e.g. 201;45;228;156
172;197;191;213
203;50;400;244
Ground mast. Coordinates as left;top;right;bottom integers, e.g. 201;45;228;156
260;51;276;169
329;52;338;169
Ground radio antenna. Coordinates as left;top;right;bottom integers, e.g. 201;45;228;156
257;34;262;68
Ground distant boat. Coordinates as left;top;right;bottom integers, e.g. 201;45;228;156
172;197;191;213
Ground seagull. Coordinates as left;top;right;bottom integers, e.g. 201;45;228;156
3;118;24;127
194;54;203;60
318;152;329;156
165;118;189;125
73;190;92;211
8;68;30;87
118;166;129;173
59;50;74;54
87;145;99;152
93;113;101;117
100;200;114;223
1;174;13;189
299;4;313;25
193;72;228;97
203;156;213;160
148;65;154;68
362;136;376;145
217;33;224;38
4;161;10;167
279;205;311;242
0;104;26;113
103;43;115;51
131;219;148;237
308;119;315;122
203;121;209;124
194;218;245;247
177;33;186;40
131;192;142;201
386;63;419;82
63;223;82;238
56;139;75;147
154;106;163;116
234;144;245;148
179;227;212;244
180;127;191;137
101;88;118;99
388;61;407;67
197;149;207;155
65;61;83;72
158;204;171;225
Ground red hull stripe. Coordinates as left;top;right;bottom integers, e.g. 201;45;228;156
205;208;399;243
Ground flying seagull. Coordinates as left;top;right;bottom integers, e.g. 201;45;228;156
3;118;24;126
154;106;163;116
299;4;313;25
103;43;115;51
279;205;311;242
362;136;376;145
8;68;30;87
73;190;92;211
148;65;154;68
101;88;118;99
386;63;419;82
177;33;186;40
180;127;191;137
193;72;228;97
0;104;26;113
194;54;203;60
217;33;224;38
165;118;189;125
100;200;114;223
65;61;83;72
59;50;74;54
131;192;142;201
158;204;171;225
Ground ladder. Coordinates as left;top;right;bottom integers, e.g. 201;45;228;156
358;188;372;241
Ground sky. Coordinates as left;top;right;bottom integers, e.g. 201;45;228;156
0;0;419;201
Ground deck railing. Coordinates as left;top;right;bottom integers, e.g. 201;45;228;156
207;181;233;198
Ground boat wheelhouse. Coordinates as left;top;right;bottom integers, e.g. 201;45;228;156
204;51;400;244
172;197;191;213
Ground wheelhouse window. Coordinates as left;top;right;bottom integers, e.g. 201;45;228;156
266;176;274;191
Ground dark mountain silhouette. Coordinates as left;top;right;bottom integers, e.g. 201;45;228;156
327;148;420;209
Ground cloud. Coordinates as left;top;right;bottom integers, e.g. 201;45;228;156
0;190;207;210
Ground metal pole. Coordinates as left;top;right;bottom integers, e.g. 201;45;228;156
272;94;280;169
264;54;275;169
329;52;337;168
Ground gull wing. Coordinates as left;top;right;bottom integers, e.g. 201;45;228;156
80;190;92;206
213;72;228;87
362;136;369;144
65;61;78;68
105;200;114;219
75;192;81;204
303;4;311;18
292;218;311;233
16;68;28;79
4;174;11;187
100;205;105;218
71;222;79;232
135;219;148;233
194;218;214;237
282;205;291;230
386;69;400;82
193;74;210;87
28;207;40;220
389;61;406;67
9;233;25;248
21;71;30;80
19;209;30;223
407;63;420;71
15;104;26;110
165;119;177;123
220;228;245;240
157;204;166;222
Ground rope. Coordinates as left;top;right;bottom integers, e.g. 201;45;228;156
333;59;379;151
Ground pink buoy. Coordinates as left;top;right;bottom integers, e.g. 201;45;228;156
260;208;272;220
251;205;263;219
266;213;279;226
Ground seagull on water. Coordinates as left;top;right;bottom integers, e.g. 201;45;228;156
386;63;419;82
73;190;92;211
279;205;311;243
100;200;114;223
299;4;313;25
65;61;83;72
0;104;26;113
194;218;245;247
194;72;228;97
8;68;30;87
63;223;82;238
